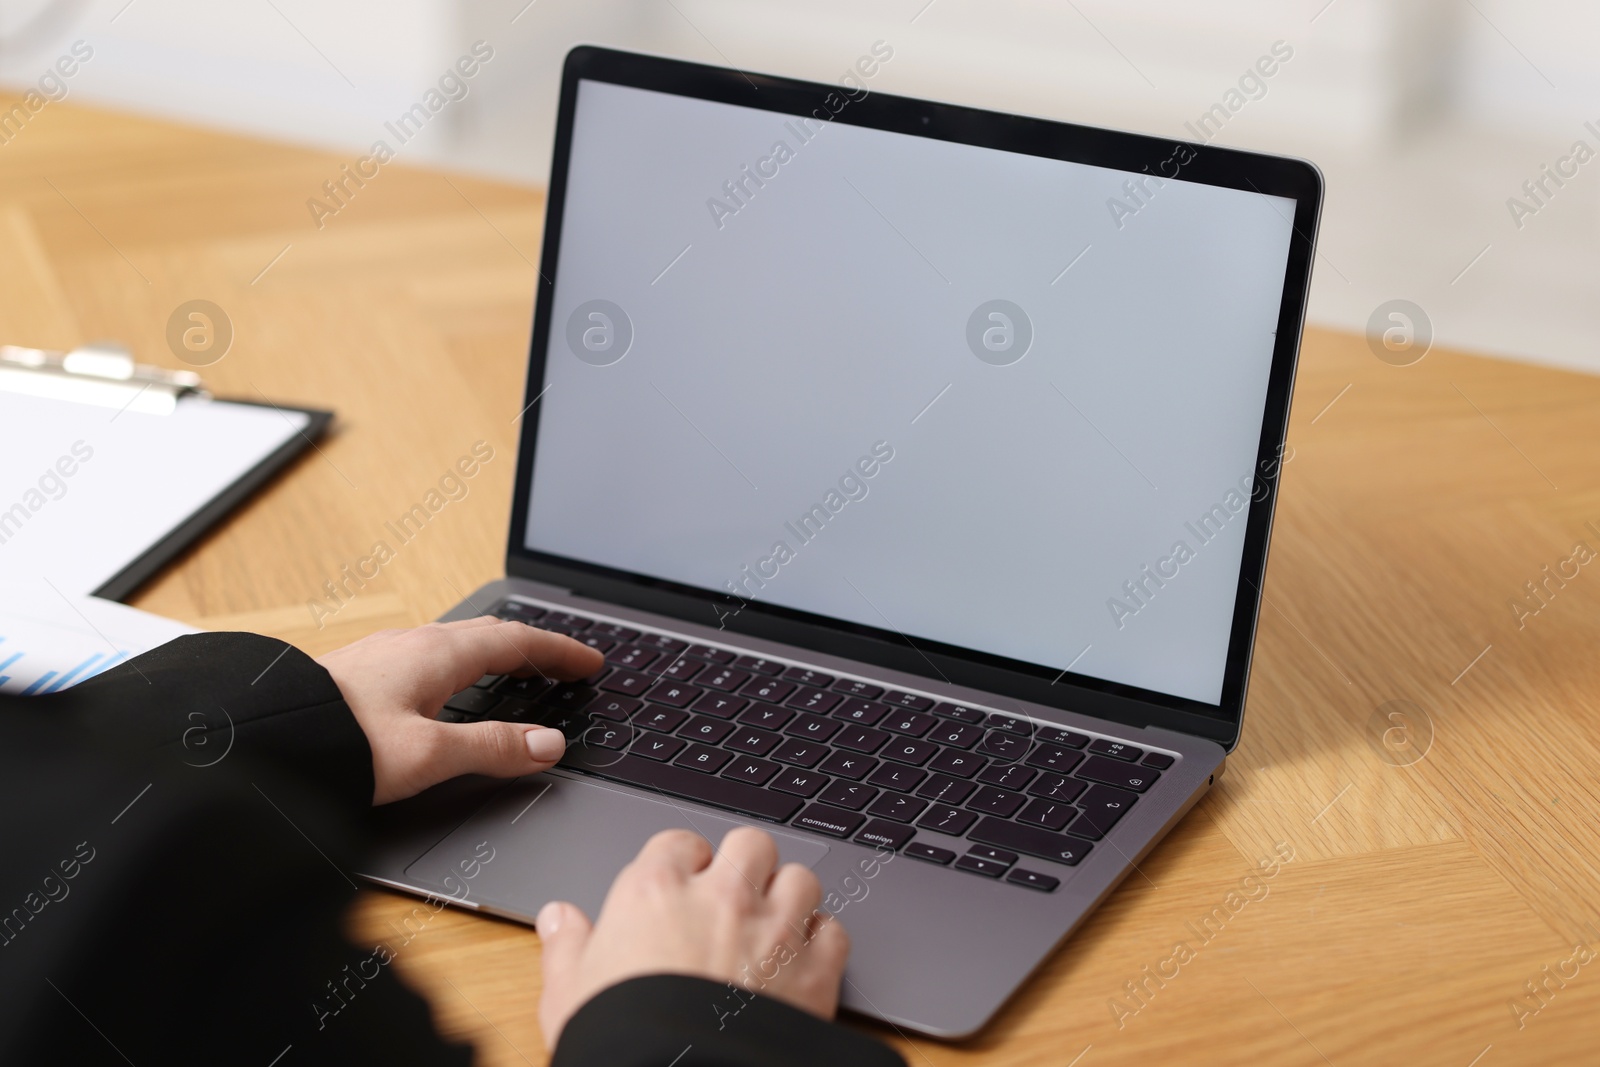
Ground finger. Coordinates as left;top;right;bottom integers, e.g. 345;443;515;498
767;862;824;932
434;615;509;630
807;913;852;986
633;827;715;878
423;719;566;783
704;826;780;898
436;620;603;692
536;900;594;1045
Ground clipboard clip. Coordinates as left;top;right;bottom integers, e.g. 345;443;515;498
0;342;209;415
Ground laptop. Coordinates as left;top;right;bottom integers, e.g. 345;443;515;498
362;45;1322;1038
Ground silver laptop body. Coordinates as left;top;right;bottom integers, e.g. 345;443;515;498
362;46;1322;1039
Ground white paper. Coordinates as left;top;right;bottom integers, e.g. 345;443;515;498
0;391;311;596
0;580;195;695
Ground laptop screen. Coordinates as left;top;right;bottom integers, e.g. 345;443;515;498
521;72;1302;711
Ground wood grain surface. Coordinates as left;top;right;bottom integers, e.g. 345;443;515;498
4;97;1598;1066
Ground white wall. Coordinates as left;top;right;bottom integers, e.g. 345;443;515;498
3;1;1600;372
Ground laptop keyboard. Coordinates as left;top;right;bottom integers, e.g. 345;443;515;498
440;599;1179;893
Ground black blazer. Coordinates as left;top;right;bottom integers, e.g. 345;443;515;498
0;633;906;1067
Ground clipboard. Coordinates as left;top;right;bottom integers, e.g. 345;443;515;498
0;343;333;601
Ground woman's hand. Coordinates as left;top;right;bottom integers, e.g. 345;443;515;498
536;826;851;1047
316;616;603;804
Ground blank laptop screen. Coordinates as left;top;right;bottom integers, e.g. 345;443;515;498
524;78;1296;706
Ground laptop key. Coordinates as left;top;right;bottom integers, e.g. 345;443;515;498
977;763;1036;790
771;768;828;798
954;854;1007;878
792;804;866;838
882;739;938;766
881;690;934;711
932;701;986;724
734;655;785;676
833;679;884;699
608;645;660;670
636;706;689;733
1087;739;1143;762
967;844;1018;866
916;805;978;836
538;684;599;711
818;751;877;780
968;786;1026;818
580;635;616;654
742;678;796;703
968;817;1093;866
1018;797;1078;832
657;657;704;683
834;726;889;754
782;667;835;687
444;688;500;718
818;780;877;811
1024;744;1084;774
678;716;735;745
1142;752;1175;770
1006;869;1061;892
977;733;1029;761
866;764;926;793
541;612;591;632
930;722;983;749
494;600;546;622
986;715;1034;737
772;739;827;768
786;686;841;714
1036;727;1089;749
687;644;736;664
590;695;641;722
599;670;653;696
638;634;687;655
674;744;733;775
916;774;976;805
700;667;752;692
738;703;793;730
723;757;779;786
855;819;915;850
1078;755;1159;792
588;622;640;641
1070;784;1138;839
560;747;801;822
632;735;687;762
647;682;702;709
866;792;928;823
474;674;503;689
490;697;539;722
784;713;842;742
833;699;889;726
581;723;631;750
1027;773;1088;804
725;727;781;757
500;675;556;698
905;842;957;865
928;749;985;779
883;711;935;737
691;692;747;719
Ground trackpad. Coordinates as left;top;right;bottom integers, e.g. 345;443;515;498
403;774;831;920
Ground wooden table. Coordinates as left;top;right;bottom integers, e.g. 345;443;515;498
6;98;1599;1066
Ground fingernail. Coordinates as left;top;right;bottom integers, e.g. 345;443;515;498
536;901;562;935
525;727;565;762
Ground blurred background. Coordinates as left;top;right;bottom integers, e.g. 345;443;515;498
0;0;1596;372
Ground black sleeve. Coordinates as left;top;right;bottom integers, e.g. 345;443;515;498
0;633;907;1067
0;633;472;1066
12;631;375;811
553;975;907;1067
